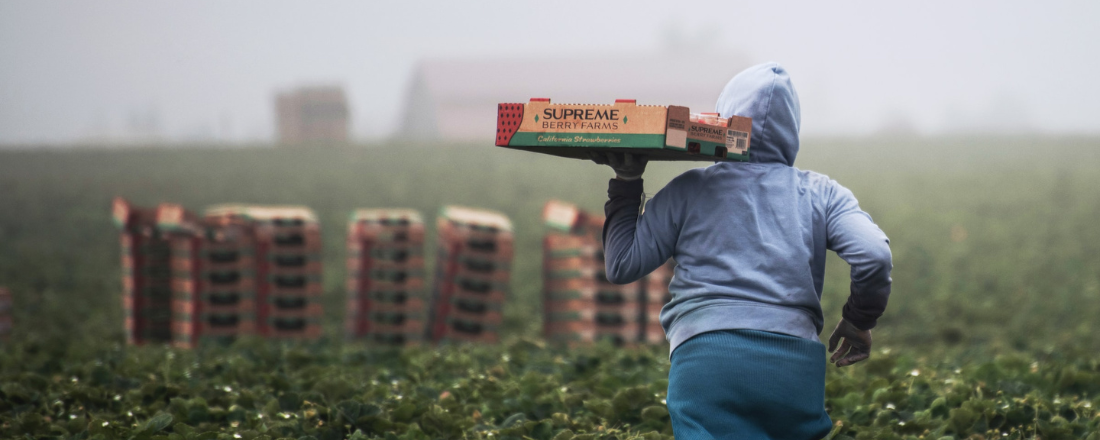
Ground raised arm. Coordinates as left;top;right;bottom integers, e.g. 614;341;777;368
602;178;681;283
590;153;685;284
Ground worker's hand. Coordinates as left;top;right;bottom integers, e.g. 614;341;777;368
589;152;648;181
828;319;873;367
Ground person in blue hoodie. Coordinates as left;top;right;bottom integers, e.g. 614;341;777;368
590;62;893;439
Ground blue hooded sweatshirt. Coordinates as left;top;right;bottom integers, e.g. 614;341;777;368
602;62;893;356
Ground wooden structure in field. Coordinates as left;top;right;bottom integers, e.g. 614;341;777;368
275;86;349;145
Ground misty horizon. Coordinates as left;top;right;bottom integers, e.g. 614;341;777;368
1;0;1097;146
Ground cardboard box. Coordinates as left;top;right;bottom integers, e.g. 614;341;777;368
496;98;752;162
664;106;753;160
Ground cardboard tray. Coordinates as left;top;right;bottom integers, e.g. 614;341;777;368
496;98;752;162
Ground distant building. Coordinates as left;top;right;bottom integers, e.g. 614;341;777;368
275;86;349;145
399;52;750;142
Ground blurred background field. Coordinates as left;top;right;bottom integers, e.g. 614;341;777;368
3;1;1100;437
4;138;1100;439
2;136;1097;354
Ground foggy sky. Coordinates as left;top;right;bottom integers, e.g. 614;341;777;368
1;0;1097;145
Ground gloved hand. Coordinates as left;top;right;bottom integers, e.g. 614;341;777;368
828;319;873;367
589;152;648;181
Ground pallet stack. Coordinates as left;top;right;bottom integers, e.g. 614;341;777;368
543;200;601;344
0;287;11;340
429;206;513;344
345;209;428;345
160;204;259;348
541;200;674;346
113;197;174;345
206;206;323;340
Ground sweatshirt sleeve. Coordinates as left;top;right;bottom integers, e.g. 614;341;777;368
825;181;893;330
602;177;683;284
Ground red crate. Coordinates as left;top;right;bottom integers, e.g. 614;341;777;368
173;295;256;316
544;255;602;272
171;255;257;274
347;254;426;272
438;216;514;241
266;301;323;319
347;273;428;296
448;298;504;324
265;280;323;296
543;234;601;257
545;286;600;302
370;297;427;314
449;287;507;304
172;313;256;338
643;302;664;322
429;207;514;344
264;261;323;277
263;316;322;339
351;276;427;294
366;331;424;346
439;319;499;343
267;324;323;339
368;314;427;332
347;237;424;254
353;222;427;243
172;276;256;295
437;277;508;301
261;232;322;252
642;287;670;304
642;325;666;345
545;277;598;292
595;323;641;346
544;299;592;314
441;263;511;284
438;238;515;259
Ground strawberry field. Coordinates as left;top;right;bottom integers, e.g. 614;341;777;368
1;138;1099;439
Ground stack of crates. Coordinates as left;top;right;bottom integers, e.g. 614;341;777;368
345;209;427;345
0;287;11;340
542;200;601;344
429;206;513;344
160;204;259;348
205;205;323;340
542;200;643;345
113;197;174;345
542;200;673;346
581;213;648;345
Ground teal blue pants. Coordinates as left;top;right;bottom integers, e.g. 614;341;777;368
667;329;832;440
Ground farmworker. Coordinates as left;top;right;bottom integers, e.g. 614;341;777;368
590;62;893;439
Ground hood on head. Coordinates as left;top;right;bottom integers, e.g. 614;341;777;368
715;62;801;166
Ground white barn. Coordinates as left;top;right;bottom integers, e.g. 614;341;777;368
398;53;751;142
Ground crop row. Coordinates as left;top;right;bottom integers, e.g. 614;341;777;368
2;337;1099;439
